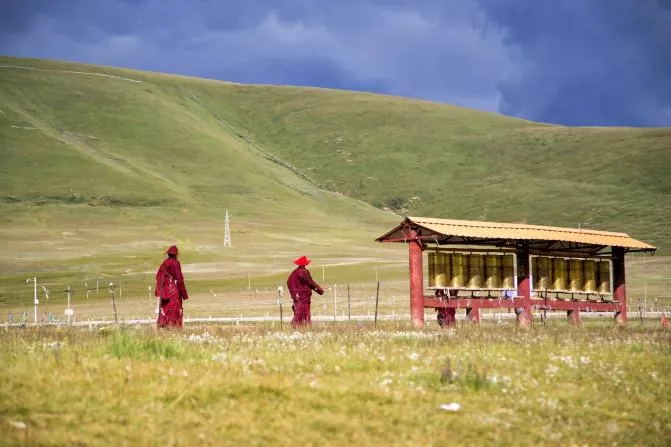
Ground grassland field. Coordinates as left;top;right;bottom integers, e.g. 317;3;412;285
1;323;669;446
0;57;670;446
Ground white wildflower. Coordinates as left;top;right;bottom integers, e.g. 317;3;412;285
438;402;461;412
379;378;393;387
545;364;559;377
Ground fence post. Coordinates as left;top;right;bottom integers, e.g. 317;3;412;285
374;281;380;326
277;286;284;328
347;284;351;321
334;284;337;321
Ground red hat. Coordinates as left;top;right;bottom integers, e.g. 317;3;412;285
166;245;179;255
293;255;311;266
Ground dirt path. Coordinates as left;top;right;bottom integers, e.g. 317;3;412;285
0;65;143;83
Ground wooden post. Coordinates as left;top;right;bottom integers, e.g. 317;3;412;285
347;284;351;321
516;244;532;326
112;297;118;324
408;228;425;328
277;286;283;328
110;283;118;324
613;247;627;324
374;281;380;326
333;284;337;321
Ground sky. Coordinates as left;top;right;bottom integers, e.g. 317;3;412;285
1;0;670;127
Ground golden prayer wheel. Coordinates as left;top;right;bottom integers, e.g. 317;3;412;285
568;259;583;292
552;258;567;291
449;253;466;288
428;252;436;287
428;252;449;287
467;254;484;288
533;257;552;290
597;261;611;295
438;253;450;287
428;252;437;287
583;260;597;292
501;255;515;289
485;255;501;288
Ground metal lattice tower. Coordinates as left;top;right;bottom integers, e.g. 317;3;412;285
224;209;232;247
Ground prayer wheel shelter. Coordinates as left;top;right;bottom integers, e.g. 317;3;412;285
376;216;656;327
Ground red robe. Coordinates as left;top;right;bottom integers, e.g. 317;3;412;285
287;266;324;327
155;257;189;328
436;289;456;327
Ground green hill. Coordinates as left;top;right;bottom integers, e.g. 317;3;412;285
0;56;669;281
174;77;670;250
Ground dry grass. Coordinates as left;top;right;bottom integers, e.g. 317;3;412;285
0;323;669;446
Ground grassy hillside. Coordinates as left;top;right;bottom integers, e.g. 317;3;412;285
0;56;669;284
162;80;671;251
0;57;402;282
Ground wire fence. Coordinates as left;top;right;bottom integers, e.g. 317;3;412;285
1;273;412;325
2;273;669;326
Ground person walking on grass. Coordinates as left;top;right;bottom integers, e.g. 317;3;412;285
287;256;324;328
435;289;457;327
155;245;189;328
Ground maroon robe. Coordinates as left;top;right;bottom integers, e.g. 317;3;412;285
287;266;324;327
155;257;189;328
435;289;456;327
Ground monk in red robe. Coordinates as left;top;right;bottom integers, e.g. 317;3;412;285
436;289;457;327
155;245;189;328
287;256;324;328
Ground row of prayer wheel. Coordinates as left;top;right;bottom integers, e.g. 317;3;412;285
428;252;515;289
532;257;611;293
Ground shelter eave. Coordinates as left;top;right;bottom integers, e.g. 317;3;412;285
375;216;657;254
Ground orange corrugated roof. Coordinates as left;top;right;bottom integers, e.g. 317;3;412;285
377;216;656;251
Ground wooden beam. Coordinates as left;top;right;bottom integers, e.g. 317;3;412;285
423;297;622;312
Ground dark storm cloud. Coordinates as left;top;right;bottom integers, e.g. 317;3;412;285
476;0;671;126
1;0;669;126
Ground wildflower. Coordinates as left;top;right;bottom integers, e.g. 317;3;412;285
438;402;461;412
379;378;393;387
545;364;559;377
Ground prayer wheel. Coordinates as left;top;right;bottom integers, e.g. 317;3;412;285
485;255;501;288
597;261;611;295
467;254;484;288
583;260;597;292
428;252;436;287
428;252;449;287
552;258;567;291
501;255;515;289
450;253;466;288
533;257;552;290
568;259;583;292
439;253;450;287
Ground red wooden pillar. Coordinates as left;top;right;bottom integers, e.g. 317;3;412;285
516;245;532;326
408;229;425;328
612;247;627;324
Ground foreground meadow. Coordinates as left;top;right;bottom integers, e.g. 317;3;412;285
0;322;669;446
